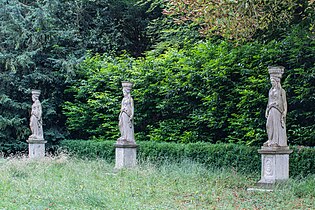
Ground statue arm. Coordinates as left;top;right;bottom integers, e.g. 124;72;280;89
38;103;42;117
31;107;36;115
265;91;271;118
282;89;287;117
281;89;287;127
130;98;134;121
119;101;124;114
34;102;42;119
265;105;269;118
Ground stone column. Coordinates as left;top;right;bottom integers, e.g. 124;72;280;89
115;143;138;169
27;139;47;158
115;81;137;169
27;90;46;158
257;146;292;186
256;66;292;188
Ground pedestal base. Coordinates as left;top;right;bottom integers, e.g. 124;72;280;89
256;146;292;187
114;142;138;169
27;139;47;159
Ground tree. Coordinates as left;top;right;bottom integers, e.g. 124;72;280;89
0;0;161;146
162;0;315;41
63;28;315;145
0;0;66;145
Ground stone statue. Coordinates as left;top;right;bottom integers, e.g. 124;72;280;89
29;90;44;140
263;67;287;147
117;82;135;144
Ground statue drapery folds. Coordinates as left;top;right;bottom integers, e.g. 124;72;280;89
264;67;287;147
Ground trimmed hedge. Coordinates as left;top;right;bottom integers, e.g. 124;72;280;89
59;140;315;177
290;146;315;177
58;140;115;161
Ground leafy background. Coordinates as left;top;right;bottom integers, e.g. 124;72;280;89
0;0;314;148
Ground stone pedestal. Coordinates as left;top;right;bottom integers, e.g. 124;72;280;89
115;142;138;169
257;146;292;187
27;139;47;159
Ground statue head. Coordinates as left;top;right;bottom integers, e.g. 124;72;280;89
268;66;284;79
268;66;284;88
122;81;133;96
31;90;41;101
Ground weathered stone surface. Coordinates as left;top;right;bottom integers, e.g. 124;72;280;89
257;147;292;186
115;81;137;169
250;67;292;190
117;81;135;144
28;90;46;158
263;66;287;147
115;143;137;169
253;67;292;188
29;90;44;140
27;139;47;158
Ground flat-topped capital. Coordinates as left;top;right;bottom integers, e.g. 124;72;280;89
121;81;133;90
268;66;284;78
31;89;41;96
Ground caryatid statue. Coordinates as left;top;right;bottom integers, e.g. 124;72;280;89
117;82;135;144
263;66;287;147
29;90;44;140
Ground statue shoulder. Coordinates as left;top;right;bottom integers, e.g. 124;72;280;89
281;88;286;95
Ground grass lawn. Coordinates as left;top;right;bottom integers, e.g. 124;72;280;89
0;154;314;209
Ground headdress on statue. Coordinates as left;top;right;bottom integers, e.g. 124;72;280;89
268;66;284;79
31;90;41;96
121;81;133;92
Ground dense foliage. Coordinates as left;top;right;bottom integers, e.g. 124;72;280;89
162;0;315;41
0;0;160;145
64;26;315;146
59;140;315;177
1;0;314;149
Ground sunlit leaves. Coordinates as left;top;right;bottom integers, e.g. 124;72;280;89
162;0;314;41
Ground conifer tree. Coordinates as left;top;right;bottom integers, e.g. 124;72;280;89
0;0;160;147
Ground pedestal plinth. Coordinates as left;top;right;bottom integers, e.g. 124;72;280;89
27;139;47;159
114;142;138;169
257;146;292;187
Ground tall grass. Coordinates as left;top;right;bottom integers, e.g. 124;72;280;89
0;154;314;209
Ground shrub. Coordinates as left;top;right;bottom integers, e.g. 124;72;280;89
63;28;315;146
58;140;315;177
0;142;28;156
290;146;315;177
58;140;115;161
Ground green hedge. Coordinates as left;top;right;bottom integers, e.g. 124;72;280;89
63;28;315;146
290;146;315;177
57;140;115;161
59;140;315;177
0;142;28;156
